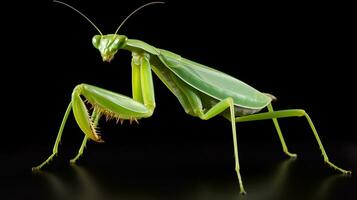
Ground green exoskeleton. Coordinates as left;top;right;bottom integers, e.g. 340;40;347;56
33;1;351;194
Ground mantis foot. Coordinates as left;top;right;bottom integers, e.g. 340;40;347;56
284;151;297;158
70;154;82;164
235;168;247;195
32;153;56;171
325;160;352;175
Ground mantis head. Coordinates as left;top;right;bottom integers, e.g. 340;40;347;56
92;34;127;62
54;0;164;62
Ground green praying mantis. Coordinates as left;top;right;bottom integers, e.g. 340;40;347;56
33;1;351;194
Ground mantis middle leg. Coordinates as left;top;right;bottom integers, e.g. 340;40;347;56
197;97;247;194
151;64;246;194
33;52;155;170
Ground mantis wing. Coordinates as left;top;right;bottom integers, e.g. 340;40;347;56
157;49;272;110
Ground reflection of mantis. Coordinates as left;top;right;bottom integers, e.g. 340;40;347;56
34;166;106;200
33;0;351;194
247;158;295;200
34;159;345;199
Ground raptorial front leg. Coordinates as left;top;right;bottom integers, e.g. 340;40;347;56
70;107;101;164
69;52;155;164
33;52;156;170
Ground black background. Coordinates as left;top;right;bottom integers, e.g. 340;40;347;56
2;0;356;199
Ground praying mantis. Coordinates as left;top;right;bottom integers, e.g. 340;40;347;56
33;1;351;194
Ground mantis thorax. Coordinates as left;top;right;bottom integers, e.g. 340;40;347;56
92;34;128;62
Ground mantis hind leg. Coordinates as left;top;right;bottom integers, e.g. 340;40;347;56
267;104;297;158
235;108;352;174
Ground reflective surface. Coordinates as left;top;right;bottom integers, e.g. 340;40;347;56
3;140;356;200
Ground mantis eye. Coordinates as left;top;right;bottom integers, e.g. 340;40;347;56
92;35;101;49
109;35;127;52
109;38;120;51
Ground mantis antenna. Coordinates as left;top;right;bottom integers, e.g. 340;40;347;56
114;1;165;35
53;0;103;36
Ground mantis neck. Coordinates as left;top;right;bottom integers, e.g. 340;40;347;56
122;38;161;56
